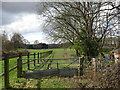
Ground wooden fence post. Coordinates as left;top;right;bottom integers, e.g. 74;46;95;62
27;52;30;70
4;53;10;89
99;58;102;69
57;62;59;70
41;53;42;58
34;53;36;67
43;52;45;57
44;52;46;57
42;52;44;58
17;53;22;78
79;57;84;76
92;58;97;72
38;53;39;64
57;62;59;75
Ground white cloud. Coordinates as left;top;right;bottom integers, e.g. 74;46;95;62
1;13;50;44
24;32;50;44
2;13;46;34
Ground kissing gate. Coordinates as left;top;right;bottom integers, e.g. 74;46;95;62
1;50;84;89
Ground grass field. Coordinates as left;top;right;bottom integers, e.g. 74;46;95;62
1;48;115;89
1;48;86;88
0;49;51;88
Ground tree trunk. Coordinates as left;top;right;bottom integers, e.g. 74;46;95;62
75;49;80;56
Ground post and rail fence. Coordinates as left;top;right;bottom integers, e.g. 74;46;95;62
0;50;53;89
1;50;114;89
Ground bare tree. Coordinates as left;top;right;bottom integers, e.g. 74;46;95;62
11;33;25;49
1;31;14;51
34;40;39;44
38;2;120;58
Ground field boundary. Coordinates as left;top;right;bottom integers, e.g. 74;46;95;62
1;50;53;89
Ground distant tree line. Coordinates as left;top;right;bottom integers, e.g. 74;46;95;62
27;43;48;49
26;43;70;49
0;31;30;51
0;31;69;51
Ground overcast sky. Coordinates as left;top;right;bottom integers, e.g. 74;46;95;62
1;1;119;44
1;2;51;44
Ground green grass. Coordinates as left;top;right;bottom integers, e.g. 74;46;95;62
41;76;74;88
27;49;49;54
0;48;78;88
1;48;115;88
0;49;54;88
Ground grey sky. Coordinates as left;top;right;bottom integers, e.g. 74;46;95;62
1;2;51;44
2;2;39;25
2;2;38;13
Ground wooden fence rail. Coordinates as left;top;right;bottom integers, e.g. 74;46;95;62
0;50;53;89
21;58;78;60
2;50;106;89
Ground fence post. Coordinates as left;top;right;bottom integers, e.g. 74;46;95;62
42;52;44;58
79;57;84;76
43;52;45;58
27;52;30;70
117;62;120;89
4;53;10;89
99;58;102;69
92;58;97;72
57;62;59;70
41;53;42;58
34;53;36;67
57;62;59;75
38;52;39;64
17;53;22;78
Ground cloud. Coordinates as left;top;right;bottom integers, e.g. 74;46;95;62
2;2;39;25
1;2;52;44
1;13;50;44
2;11;17;25
2;14;46;34
24;32;50;44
